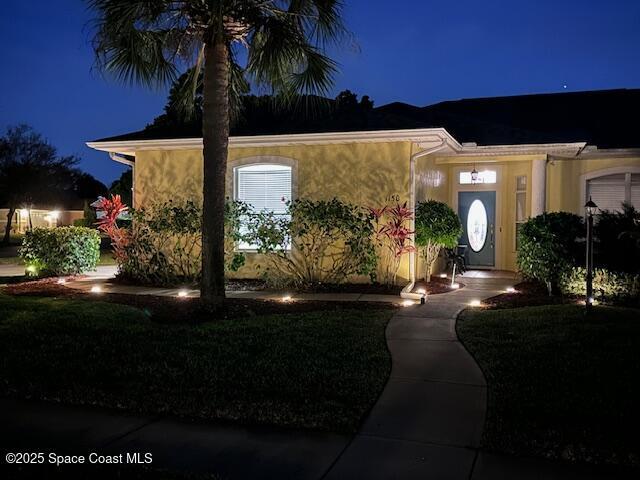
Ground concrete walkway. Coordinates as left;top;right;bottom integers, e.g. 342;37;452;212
323;272;514;479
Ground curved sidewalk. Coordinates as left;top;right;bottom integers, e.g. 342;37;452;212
323;274;513;479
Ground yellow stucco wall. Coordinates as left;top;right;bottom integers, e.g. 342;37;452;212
547;156;640;213
134;141;413;282
132;143;640;279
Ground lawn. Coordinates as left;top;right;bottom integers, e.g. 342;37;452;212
457;304;640;468
0;293;392;433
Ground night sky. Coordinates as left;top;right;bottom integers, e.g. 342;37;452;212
1;0;639;185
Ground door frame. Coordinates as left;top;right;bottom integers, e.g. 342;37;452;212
450;164;504;270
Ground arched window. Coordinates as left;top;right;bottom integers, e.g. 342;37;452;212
587;172;640;212
234;163;292;250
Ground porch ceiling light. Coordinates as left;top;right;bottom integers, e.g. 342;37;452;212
471;167;479;183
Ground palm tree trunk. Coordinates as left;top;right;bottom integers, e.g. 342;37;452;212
2;207;15;244
200;41;230;306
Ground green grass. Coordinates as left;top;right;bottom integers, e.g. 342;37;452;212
457;304;640;467
0;256;20;265
0;294;392;432
98;249;117;265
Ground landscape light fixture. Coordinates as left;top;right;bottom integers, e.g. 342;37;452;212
57;278;66;285
282;295;293;302
469;299;481;307
177;290;188;298
584;197;597;311
401;300;415;307
506;286;516;293
90;285;102;294
451;282;460;289
416;288;427;304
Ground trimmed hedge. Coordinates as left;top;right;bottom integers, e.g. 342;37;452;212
560;267;640;303
516;212;584;294
19;227;100;276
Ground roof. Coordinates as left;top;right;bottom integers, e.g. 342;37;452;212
90;88;640;149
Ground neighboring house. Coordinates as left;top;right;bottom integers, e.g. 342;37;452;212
0;207;84;234
87;89;640;284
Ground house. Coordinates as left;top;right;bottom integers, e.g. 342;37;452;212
1;207;84;234
87;89;640;285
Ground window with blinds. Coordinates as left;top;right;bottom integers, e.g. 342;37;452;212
235;164;292;250
587;173;639;213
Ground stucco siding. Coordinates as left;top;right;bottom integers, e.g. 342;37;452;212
547;156;640;214
134;141;413;282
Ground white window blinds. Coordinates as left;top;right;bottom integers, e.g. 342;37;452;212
588;174;629;213
236;164;291;213
631;174;640;209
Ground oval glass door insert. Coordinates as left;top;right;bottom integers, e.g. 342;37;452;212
467;199;488;252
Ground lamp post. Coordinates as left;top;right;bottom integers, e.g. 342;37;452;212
584;197;598;310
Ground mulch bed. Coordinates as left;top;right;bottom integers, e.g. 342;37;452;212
481;280;580;310
2;278;397;324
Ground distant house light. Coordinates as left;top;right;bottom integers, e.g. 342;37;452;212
460;170;496;184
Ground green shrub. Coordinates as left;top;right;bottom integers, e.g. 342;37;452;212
560;267;640;303
595;203;640;273
118;199;248;286
248;198;376;287
517;212;584;295
19;227;100;276
415;200;462;281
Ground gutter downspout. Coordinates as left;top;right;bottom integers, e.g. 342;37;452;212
401;139;449;300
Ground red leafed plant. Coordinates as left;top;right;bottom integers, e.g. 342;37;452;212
370;202;415;286
94;194;130;263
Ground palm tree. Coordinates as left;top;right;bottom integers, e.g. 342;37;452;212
89;0;346;306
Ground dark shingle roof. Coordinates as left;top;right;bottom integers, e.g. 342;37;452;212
92;88;640;148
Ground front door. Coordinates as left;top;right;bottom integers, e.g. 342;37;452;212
458;191;496;267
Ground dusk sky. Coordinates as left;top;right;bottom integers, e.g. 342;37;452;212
1;0;639;185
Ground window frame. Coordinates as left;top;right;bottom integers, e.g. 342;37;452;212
230;157;297;253
580;166;640;214
514;175;527;251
